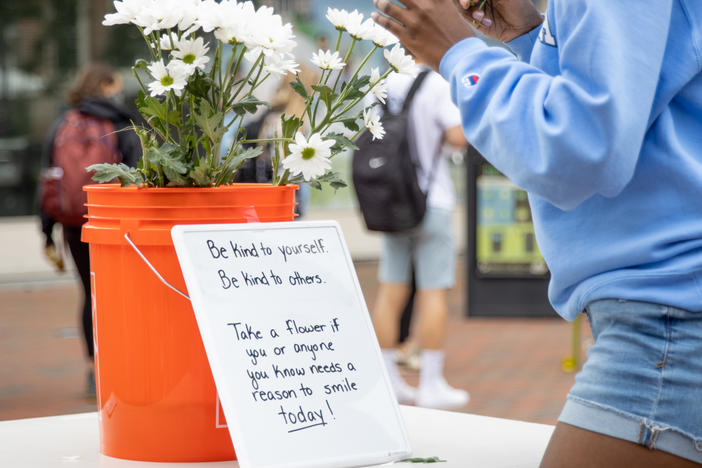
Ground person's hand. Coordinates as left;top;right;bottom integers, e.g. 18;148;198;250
44;244;65;272
457;0;543;43
372;0;477;71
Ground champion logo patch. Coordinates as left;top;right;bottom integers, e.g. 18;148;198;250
462;73;480;87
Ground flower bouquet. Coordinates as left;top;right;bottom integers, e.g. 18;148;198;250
82;2;420;462
91;0;420;190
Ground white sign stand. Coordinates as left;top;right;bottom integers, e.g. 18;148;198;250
171;221;411;468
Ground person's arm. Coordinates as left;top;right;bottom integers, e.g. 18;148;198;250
380;1;673;210
444;125;467;149
372;0;543;70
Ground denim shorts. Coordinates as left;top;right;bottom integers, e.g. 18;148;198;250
560;299;702;464
378;207;455;289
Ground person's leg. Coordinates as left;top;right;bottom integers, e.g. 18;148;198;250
549;300;702;466
374;232;416;403
63;225;96;397
413;208;469;409
541;423;701;468
415;288;447;350
373;282;412;349
64;226;93;359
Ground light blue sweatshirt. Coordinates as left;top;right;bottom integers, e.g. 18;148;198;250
439;1;702;320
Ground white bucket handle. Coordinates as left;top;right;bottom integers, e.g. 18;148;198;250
124;233;191;301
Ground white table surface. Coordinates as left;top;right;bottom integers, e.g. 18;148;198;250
0;406;554;468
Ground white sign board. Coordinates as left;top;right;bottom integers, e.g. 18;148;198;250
171;221;411;468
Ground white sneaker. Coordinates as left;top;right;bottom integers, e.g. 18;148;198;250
392;381;417;405
416;380;469;410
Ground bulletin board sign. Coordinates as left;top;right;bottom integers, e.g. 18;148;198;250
171;221;411;468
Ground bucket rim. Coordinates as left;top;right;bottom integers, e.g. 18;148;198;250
84;183;298;193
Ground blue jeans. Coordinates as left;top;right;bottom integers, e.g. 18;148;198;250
560;299;702;463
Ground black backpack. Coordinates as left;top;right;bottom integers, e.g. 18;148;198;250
352;70;433;232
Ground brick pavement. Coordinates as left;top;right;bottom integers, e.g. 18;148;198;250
0;258;591;425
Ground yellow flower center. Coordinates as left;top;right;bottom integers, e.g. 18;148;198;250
183;54;196;64
301;147;316;160
160;75;174;86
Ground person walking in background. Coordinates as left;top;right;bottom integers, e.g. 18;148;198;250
370;65;469;410
40;63;141;397
372;0;702;466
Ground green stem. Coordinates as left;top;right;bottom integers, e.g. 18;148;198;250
242;137;294;144
137;26;158;60
331;38;356;93
231;53;264;102
320;68;392;131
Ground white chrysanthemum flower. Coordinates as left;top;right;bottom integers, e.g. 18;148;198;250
172;37;210;72
213;1;256;45
384;44;418;77
371;25;399;47
134;0;181;35
197;0;225;33
282;132;334;180
326;7;349;31
248;12;296;56
323;122;357;140
347;16;376;41
177;0;201;33
147;59;190;97
363;107;385;141
102;0;143;26
369;67;388;104
263;53;300;76
311;50;345;71
159;32;177;51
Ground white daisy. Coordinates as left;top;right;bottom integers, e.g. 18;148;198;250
102;0;141;26
147;59;190;97
371;25;399;48
248;12;296;56
159;32;177;51
172;37;210;72
263;53;300;76
197;0;226;33
282;132;334;180
177;0;201;33
326;7;349;31
135;0;181;35
369;67;388;104
363;107;385;141
213;1;256;45
384;44;418;77
311;50;346;71
347;16;376;41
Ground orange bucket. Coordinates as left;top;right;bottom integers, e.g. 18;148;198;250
81;183;297;462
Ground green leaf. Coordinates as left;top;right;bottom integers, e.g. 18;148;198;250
290;76;309;99
325;133;359;153
309;170;347;192
86;163;143;186
216;145;264;185
193;100;225;143
342;75;371;101
186;69;215;101
339;118;360;132
311;84;334;109
281;114;302;140
189;157;214;186
231;95;267;116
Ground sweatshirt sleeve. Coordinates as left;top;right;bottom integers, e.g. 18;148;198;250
439;2;672;210
505;23;542;63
